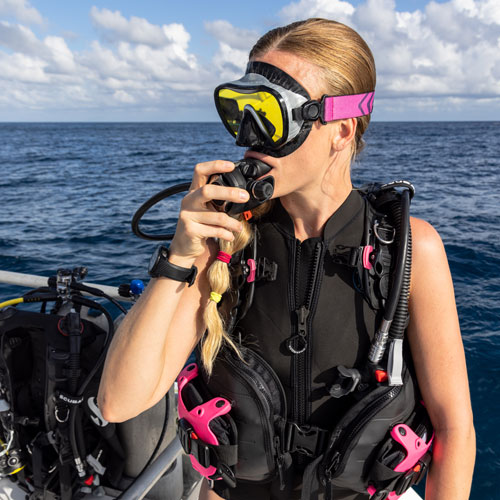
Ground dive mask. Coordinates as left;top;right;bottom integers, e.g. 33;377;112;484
214;61;375;157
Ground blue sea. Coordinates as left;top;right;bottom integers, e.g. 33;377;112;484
0;122;498;499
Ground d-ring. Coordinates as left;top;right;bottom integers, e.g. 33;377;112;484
287;335;307;354
55;407;69;424
373;222;395;245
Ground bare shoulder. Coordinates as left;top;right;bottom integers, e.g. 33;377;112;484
409;217;448;294
410;216;443;251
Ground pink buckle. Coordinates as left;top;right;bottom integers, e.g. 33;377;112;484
391;424;433;473
362;245;374;270
247;259;256;282
367;423;433;499
177;363;231;479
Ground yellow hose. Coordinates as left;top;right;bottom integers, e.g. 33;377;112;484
0;298;24;309
9;464;26;475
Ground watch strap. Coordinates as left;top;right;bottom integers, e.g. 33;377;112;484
150;246;198;286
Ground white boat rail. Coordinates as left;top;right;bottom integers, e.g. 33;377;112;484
0;270;135;302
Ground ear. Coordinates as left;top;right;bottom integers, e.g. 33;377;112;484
331;118;357;152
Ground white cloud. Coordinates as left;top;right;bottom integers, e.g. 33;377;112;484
0;8;212;115
204;20;259;51
204;20;260;81
1;1;500;119
113;89;135;103
90;7;190;49
280;0;355;25
0;0;43;25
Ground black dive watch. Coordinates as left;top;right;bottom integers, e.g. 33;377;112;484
148;245;198;286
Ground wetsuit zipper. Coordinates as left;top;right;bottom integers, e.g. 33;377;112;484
291;241;324;427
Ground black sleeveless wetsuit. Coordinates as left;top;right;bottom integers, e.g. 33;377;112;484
222;190;380;500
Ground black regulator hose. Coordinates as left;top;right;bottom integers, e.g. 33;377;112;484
67;295;114;479
131;182;191;241
387;190;412;341
368;183;413;365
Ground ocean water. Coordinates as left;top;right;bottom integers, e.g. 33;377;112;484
0;122;498;499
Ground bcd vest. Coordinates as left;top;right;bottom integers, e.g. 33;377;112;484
177;184;433;500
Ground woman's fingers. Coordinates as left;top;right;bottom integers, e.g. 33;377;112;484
183;219;238;243
183;183;249;211
191;210;243;234
190;160;235;190
199;183;249;204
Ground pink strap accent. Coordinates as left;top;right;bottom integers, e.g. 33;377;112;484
391;424;433;473
323;91;374;122
177;363;231;479
363;245;374;270
247;259;256;282
216;251;231;264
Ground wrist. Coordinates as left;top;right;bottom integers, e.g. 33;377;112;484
167;251;197;269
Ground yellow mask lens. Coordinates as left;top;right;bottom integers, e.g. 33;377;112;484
217;88;284;143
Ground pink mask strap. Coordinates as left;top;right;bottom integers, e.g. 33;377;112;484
323;91;374;122
216;251;231;264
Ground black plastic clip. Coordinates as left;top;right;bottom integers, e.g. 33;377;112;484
256;257;278;281
285;422;328;457
328;365;361;398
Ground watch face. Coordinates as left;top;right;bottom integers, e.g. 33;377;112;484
149;245;162;274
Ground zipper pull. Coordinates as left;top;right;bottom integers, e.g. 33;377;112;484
274;436;286;490
286;305;310;354
297;305;309;336
325;451;340;480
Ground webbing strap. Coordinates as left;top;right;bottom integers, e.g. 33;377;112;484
59;463;72;500
323;92;375;122
300;454;323;500
32;438;44;489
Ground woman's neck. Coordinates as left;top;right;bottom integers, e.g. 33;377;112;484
280;179;352;241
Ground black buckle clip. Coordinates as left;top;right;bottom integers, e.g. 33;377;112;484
394;455;430;495
286;422;328;457
328;365;361;398
256;257;278;281
190;438;212;468
213;463;236;488
177;418;193;454
177;418;215;469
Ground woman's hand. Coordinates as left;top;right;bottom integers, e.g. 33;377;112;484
169;160;249;265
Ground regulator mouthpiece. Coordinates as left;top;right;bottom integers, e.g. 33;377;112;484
210;158;274;215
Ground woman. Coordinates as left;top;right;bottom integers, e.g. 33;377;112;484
98;19;475;500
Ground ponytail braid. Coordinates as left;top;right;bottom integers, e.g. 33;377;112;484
201;203;272;374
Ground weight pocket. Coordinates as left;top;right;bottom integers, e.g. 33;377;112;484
202;346;287;483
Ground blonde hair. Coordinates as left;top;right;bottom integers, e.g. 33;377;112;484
201;18;376;374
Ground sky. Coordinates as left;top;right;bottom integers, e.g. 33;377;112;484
0;0;499;121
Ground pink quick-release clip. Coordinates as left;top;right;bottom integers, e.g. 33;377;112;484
367;424;434;499
177;363;231;480
216;251;231;264
391;424;434;473
247;259;256;282
363;245;374;270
